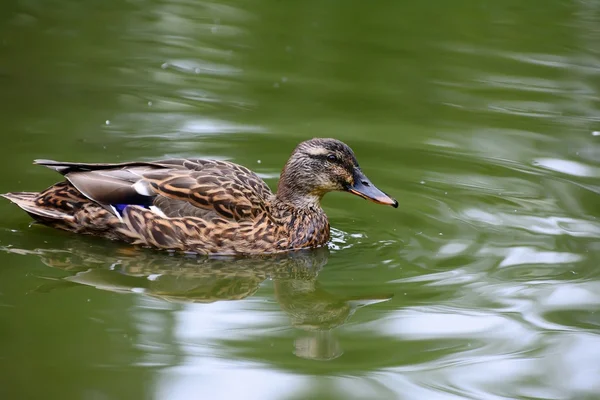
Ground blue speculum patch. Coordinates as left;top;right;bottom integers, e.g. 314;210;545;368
113;204;130;215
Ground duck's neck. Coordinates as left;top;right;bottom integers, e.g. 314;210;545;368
272;184;330;249
275;177;323;210
274;189;322;210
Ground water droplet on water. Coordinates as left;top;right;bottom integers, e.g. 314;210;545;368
257;160;262;164
592;131;600;136
420;180;426;184
148;101;152;107
105;120;110;125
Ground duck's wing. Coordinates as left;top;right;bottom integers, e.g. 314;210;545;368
34;159;274;221
140;159;274;220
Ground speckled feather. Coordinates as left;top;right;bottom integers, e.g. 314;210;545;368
2;138;395;255
3;158;329;255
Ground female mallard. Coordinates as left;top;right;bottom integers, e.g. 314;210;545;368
2;138;397;255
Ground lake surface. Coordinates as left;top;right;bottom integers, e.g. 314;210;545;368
1;1;600;399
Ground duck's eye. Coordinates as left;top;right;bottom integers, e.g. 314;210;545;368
327;154;337;162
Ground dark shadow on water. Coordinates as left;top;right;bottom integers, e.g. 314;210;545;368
2;241;392;361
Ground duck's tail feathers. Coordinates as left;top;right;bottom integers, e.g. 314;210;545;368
1;192;73;221
33;159;76;174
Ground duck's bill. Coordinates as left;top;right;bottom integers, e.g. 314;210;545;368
348;170;398;208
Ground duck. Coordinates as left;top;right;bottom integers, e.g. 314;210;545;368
2;138;397;255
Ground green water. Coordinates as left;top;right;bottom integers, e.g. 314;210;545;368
1;0;600;399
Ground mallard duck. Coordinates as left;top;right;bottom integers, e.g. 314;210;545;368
2;138;397;255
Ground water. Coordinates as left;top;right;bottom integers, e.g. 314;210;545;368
1;1;599;399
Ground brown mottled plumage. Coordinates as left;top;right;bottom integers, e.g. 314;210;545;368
2;138;397;255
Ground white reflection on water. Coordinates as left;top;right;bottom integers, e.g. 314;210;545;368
550;334;600;395
461;208;600;238
173;301;282;340
479;246;582;268
117;115;263;139
351;307;544;399
533;157;600;178
161;60;241;76
375;308;532;341
135;299;309;400
155;360;306;400
542;282;600;310
351;292;600;399
180;118;263;136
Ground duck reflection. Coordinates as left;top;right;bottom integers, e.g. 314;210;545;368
274;274;391;360
5;242;391;360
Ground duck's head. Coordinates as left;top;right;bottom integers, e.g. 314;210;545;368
277;138;398;208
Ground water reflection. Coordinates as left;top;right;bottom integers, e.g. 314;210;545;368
275;273;391;360
3;242;391;361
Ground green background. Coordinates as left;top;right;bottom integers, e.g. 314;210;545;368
1;1;599;399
